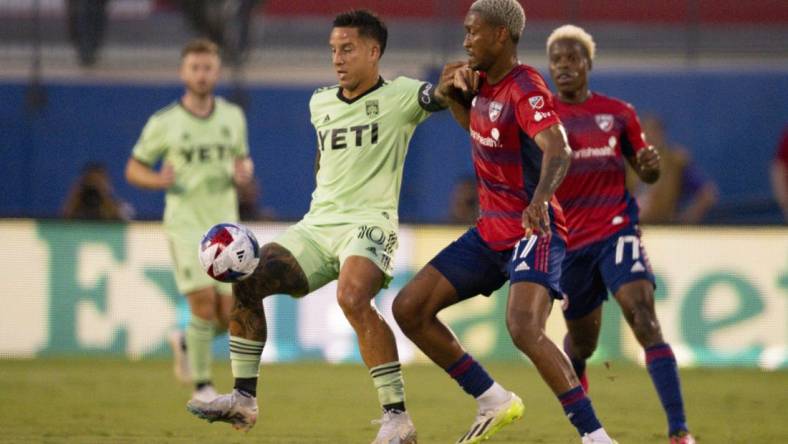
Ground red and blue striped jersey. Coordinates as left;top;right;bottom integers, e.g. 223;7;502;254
554;92;649;251
470;64;567;251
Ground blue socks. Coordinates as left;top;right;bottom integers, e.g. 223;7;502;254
446;353;494;397
646;343;688;436
558;386;603;436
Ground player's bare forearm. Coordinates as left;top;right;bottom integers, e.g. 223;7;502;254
447;100;471;131
124;158;172;190
532;125;572;203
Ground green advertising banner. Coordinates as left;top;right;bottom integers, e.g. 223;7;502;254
0;221;785;369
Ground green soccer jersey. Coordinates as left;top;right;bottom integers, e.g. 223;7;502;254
132;97;248;234
305;76;438;226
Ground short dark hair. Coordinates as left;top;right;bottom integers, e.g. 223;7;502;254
181;38;220;59
333;9;388;57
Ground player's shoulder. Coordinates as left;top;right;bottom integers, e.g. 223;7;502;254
312;84;340;99
389;76;423;89
214;96;245;118
509;64;550;96
150;101;180;120
590;92;637;114
512;64;549;86
309;84;341;110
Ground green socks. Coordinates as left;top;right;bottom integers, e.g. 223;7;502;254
370;361;406;410
230;336;264;378
185;315;215;383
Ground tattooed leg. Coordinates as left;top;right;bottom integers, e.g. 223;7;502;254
230;242;310;342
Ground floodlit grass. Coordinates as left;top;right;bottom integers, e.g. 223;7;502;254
0;358;785;443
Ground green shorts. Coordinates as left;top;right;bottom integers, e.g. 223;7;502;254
274;219;399;293
168;231;233;296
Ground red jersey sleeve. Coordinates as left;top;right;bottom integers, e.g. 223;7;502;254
514;74;561;138
621;102;649;155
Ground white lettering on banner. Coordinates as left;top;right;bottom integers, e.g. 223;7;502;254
76;230;176;358
0;222;784;369
0;222;47;357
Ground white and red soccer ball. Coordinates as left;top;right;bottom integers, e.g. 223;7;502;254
199;223;260;283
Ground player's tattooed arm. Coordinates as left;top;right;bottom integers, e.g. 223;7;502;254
524;124;572;236
230;243;309;340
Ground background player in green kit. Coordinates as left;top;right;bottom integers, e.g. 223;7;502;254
125;39;254;403
186;10;452;444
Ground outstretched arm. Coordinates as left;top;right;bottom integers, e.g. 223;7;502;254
522;124;572;236
125;157;174;190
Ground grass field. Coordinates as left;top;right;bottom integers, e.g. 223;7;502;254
0;358;786;443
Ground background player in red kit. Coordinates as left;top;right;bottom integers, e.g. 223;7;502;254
393;2;616;443
547;25;695;444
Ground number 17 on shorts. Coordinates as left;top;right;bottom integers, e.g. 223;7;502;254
508;234;565;295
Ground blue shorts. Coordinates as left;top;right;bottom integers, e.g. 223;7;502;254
429;228;565;301
561;225;656;320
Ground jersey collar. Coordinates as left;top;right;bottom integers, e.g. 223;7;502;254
179;97;216;120
337;76;385;104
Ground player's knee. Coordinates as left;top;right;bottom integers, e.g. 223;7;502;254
506;312;543;354
570;336;598;360
618;284;663;346
630;305;663;347
392;289;422;334
336;283;374;319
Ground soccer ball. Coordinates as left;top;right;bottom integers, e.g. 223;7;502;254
199;223;260;283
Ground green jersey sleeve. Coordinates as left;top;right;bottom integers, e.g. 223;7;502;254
132;114;167;166
393;76;441;125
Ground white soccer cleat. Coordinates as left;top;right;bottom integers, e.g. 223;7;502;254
190;384;218;403
371;410;418;444
167;330;191;385
456;392;524;444
581;434;619;444
186;389;258;432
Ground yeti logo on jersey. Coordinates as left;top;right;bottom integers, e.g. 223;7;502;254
365;100;379;118
528;95;545;110
488;101;503;122
595;114;614;132
317;123;380;150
